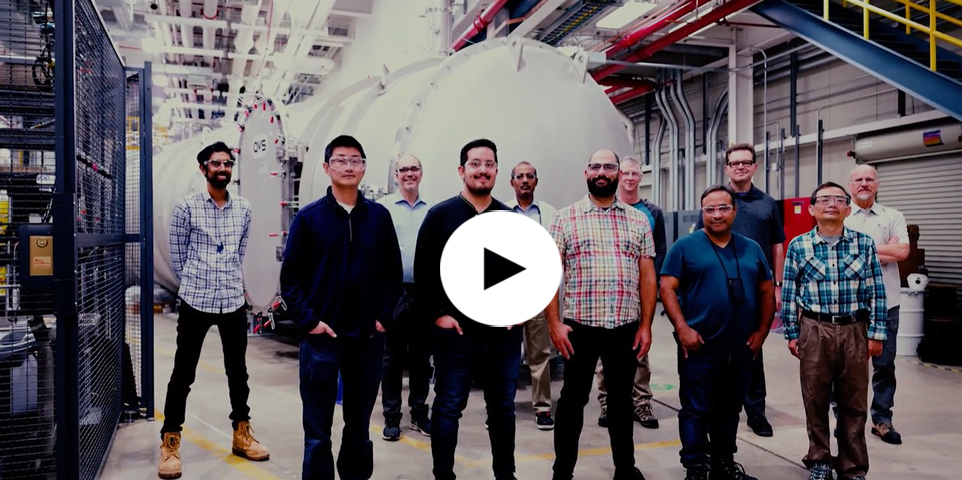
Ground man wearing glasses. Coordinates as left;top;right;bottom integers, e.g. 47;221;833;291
414;139;521;480
781;182;886;480
507;161;557;431
281;135;402;480
694;143;784;437
845;165;909;446
548;150;656;480
596;156;665;430
660;185;775;480
160;141;267;479
377;153;434;442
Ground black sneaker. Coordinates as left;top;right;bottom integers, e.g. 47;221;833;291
410;415;432;437
536;412;555;431
710;460;758;480
598;411;608;428
871;422;903;445
807;463;833;480
613;466;646;480
382;419;401;441
634;404;659;429
747;414;773;437
684;464;710;480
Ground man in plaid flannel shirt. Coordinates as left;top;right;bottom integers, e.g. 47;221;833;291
781;182;886;480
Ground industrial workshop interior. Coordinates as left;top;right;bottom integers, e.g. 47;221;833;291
0;0;960;479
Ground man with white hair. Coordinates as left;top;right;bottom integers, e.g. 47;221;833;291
845;164;909;445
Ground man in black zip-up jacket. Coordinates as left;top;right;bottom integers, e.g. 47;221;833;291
414;138;522;480
280;135;402;480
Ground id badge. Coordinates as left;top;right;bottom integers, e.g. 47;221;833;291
727;278;747;304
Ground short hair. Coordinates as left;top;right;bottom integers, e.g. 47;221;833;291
620;157;641;170
810;181;850;204
849;164;878;179
725;143;756;165
395;153;422;169
460;138;498;166
324;135;366;164
510;161;537;179
587;150;621;164
700;184;737;205
197;141;235;166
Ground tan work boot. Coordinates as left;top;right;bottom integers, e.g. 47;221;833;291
232;420;270;461
158;432;182;479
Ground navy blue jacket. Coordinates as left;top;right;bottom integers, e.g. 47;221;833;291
280;187;402;337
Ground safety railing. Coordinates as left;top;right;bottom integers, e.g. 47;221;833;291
826;0;962;71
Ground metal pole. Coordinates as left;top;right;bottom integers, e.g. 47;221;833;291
765;130;771;193
53;0;80;478
816;119;824;185
645;96;652;166
779;128;786;200
141;62;155;420
794;124;801;198
703;75;709;155
790;51;798;137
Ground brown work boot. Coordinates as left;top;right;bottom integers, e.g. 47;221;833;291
232;420;270;461
158;432;182;479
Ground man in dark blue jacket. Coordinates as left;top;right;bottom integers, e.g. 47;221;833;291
280;135;402;480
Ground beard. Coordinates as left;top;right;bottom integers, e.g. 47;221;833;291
207;171;231;189
587;175;618;197
467;184;493;196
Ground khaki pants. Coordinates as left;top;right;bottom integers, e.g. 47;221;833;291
596;354;653;412
524;311;552;413
799;315;870;479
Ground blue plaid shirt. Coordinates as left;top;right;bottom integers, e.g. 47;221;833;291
781;227;887;341
169;190;251;313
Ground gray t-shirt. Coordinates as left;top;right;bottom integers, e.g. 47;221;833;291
696;184;785;269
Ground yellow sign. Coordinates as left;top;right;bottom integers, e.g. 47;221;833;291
30;235;54;276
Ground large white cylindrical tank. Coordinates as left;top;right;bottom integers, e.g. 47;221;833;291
299;37;633;208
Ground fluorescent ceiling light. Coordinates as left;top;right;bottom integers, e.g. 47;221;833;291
596;1;659;30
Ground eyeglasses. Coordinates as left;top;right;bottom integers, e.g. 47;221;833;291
513;173;536;180
465;160;497;170
702;204;734;215
206;159;234;169
620;171;641;178
587;163;619;173
850;177;877;184
814;195;851;206
330;156;367;170
727;160;755;168
397;166;421;174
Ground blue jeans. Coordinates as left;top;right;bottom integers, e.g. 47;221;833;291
678;341;754;467
299;333;385;480
430;324;522;480
871;306;900;424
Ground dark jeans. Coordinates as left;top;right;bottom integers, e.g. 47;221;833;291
431;324;522;480
382;286;432;422
161;302;250;434
553;320;639;480
677;341;754;467
300;332;385;480
742;349;767;418
871;307;900;425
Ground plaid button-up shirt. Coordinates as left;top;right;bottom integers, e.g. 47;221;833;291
549;195;654;329
170;190;251;313
781;226;887;341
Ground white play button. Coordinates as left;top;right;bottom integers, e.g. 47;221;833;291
440;211;562;327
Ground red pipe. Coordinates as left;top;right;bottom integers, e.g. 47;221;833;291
599;77;658;89
452;0;512;51
595;0;763;81
609;84;656;105
603;0;701;59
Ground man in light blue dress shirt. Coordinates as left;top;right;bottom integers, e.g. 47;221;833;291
377;154;433;441
507;161;557;431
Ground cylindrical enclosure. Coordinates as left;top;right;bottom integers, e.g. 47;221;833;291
898;288;924;356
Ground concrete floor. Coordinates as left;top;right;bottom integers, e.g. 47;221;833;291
100;312;962;480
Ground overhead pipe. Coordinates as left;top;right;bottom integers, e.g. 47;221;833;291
707;88;728;185
651;112;667;206
177;0;194;63
656;74;680;210
610;84;656;105
603;0;701;59
594;0;764;81
452;0;511;51
672;70;696;210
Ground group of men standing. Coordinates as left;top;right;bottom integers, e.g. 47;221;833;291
157;135;908;480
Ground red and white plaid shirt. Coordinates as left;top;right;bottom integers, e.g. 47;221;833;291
549;195;654;329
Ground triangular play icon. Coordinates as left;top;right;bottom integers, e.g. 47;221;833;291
484;248;526;290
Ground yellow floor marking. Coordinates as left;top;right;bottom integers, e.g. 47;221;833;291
156;412;281;480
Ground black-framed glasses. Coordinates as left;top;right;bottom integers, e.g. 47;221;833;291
587;163;619;173
397;166;422;174
727;160;755;168
702;204;734;214
513;173;536;180
814;195;850;206
206;159;235;169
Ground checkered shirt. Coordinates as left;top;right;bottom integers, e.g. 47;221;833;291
781;226;888;341
549;195;655;328
169;190;251;313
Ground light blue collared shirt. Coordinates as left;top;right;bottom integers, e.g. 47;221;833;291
378;192;429;283
512;202;542;224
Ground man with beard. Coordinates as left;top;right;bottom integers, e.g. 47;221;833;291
414;138;521;480
378;153;433;441
548;149;657;480
596;157;664;430
782;182;886;480
159;141;268;479
661;185;774;480
280;135;402;480
507;161;557;431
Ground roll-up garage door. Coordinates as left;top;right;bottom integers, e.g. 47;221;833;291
873;154;962;285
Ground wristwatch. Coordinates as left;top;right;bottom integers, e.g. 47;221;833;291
774;281;783;287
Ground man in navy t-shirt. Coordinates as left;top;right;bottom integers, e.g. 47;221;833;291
661;185;776;480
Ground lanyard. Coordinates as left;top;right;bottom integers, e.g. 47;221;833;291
704;231;741;279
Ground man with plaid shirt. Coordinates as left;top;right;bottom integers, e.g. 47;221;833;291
781;181;886;480
547;149;657;480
